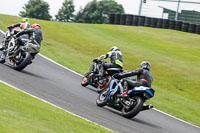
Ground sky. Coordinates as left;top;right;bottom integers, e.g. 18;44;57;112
0;0;141;17
0;0;199;18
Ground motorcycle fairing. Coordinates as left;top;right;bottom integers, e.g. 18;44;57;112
106;78;119;99
131;86;154;97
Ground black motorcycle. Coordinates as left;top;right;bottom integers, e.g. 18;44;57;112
96;73;155;118
81;59;122;93
0;28;33;71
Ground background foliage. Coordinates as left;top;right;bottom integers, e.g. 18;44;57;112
75;0;124;24
55;0;75;22
19;0;52;20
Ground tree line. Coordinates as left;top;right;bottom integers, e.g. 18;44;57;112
19;0;124;24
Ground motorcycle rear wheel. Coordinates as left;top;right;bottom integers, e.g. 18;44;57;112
97;76;110;93
121;96;144;118
81;73;89;87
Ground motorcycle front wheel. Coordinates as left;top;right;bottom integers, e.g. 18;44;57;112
96;88;109;107
13;52;32;71
121;96;144;118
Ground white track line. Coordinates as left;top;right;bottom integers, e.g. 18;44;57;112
0;29;199;129
0;29;5;35
38;54;83;77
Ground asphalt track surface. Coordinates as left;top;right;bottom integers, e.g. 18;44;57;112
0;32;200;133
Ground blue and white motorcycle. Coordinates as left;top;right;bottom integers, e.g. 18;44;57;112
96;73;155;118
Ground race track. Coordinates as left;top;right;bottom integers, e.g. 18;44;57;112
0;32;199;133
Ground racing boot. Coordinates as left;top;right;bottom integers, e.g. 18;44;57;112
0;42;5;51
0;51;6;63
117;81;129;98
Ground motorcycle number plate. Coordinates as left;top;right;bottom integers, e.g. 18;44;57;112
134;86;150;91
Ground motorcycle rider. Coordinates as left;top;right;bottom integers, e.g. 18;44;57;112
13;23;43;60
8;18;30;31
116;61;153;97
0;18;30;51
97;46;123;80
7;18;30;36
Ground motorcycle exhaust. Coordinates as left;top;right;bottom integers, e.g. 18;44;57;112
141;104;153;111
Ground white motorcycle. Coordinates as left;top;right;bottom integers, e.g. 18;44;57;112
0;27;40;71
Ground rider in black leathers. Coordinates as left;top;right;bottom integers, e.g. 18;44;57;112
14;24;43;59
15;24;42;45
116;61;153;97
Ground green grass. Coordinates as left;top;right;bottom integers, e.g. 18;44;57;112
0;82;113;133
0;14;200;127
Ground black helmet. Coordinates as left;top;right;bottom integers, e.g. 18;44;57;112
140;61;151;70
110;46;120;51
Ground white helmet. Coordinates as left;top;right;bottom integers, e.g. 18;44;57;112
110;46;120;51
140;61;151;70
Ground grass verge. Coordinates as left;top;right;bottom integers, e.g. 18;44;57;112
0;82;113;133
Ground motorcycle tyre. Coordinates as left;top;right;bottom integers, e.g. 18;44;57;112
97;76;110;93
121;96;144;119
13;52;32;71
81;73;89;87
97;87;104;94
96;88;109;107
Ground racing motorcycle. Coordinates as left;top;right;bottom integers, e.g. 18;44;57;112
96;73;155;118
81;59;122;93
0;27;33;71
0;26;15;49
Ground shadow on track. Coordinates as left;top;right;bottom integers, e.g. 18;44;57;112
2;63;47;80
84;86;99;94
21;70;48;80
133;118;161;129
103;106;161;129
